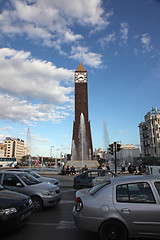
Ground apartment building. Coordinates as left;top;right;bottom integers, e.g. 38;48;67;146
0;143;5;157
116;144;140;164
139;107;160;157
4;137;25;162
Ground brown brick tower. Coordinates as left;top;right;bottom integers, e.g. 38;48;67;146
72;63;93;161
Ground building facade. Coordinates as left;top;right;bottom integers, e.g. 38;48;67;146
72;63;93;161
0;143;5;157
4;137;25;162
116;144;140;164
139;107;160;157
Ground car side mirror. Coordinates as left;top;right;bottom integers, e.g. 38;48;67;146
16;183;23;187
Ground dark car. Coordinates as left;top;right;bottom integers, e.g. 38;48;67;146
73;169;118;189
0;183;33;231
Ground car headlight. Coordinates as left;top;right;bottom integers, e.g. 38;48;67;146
47;181;51;184
43;191;56;196
0;207;17;216
29;199;33;205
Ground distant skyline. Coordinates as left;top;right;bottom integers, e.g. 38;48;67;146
0;0;160;157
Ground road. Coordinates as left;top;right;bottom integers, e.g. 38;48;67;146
2;182;98;240
1;173;158;240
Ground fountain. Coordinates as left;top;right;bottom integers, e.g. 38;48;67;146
79;113;88;167
71;140;77;165
69;113;98;169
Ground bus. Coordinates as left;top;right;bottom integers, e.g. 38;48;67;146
0;158;17;167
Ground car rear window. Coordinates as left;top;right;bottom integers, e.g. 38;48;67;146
154;182;160;196
89;181;110;195
116;182;155;204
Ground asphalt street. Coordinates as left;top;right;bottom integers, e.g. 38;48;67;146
1;173;158;240
2;183;98;240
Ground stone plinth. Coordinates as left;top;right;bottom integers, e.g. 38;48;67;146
65;160;99;169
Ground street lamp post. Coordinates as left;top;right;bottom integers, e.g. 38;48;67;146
50;146;54;161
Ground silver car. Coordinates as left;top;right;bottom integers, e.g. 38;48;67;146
7;169;60;187
0;171;61;212
73;175;160;240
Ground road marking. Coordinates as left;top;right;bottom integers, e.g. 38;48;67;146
60;200;75;204
27;221;77;229
57;221;77;229
61;189;76;193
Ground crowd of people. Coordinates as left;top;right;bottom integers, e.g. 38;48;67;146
61;162;146;175
61;165;77;175
121;163;145;174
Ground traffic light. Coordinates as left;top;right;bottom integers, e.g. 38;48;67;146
108;144;114;155
117;143;121;152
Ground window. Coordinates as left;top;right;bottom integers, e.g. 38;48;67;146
3;174;21;187
89;182;110;195
19;173;40;185
116;182;155;204
154;182;160;196
0;173;3;181
88;172;100;178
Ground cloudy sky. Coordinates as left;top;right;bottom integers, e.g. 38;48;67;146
0;0;160;157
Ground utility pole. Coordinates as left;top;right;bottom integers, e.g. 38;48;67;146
114;142;117;173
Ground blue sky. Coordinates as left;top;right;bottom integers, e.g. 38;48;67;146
0;0;160;158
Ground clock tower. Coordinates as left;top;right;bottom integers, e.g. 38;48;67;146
72;63;93;161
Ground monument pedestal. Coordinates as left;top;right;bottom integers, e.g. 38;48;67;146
65;160;99;170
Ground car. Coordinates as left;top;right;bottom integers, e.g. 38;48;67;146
73;169;118;189
0;183;33;231
0;171;61;212
7;168;60;187
73;175;160;240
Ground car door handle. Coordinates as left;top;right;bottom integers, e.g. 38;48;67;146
121;208;130;213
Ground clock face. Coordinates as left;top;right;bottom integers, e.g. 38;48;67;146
75;72;87;83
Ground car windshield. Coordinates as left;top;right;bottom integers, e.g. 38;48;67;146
28;171;41;178
19;173;41;185
0;184;5;190
89;181;110;195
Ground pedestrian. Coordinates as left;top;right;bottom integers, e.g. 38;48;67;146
132;164;137;173
84;165;88;171
98;164;102;169
128;163;133;174
61;165;66;175
106;164;110;170
71;165;76;175
102;163;105;170
66;165;70;175
121;165;125;173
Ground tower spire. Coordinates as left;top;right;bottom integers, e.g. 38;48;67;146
77;62;85;72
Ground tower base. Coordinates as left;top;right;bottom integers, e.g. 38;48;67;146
65;160;99;169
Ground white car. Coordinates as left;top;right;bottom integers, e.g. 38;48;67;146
7;169;60;187
73;175;160;240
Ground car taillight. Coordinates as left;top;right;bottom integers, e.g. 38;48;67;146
75;197;83;212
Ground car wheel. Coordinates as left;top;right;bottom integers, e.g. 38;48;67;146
99;220;127;240
31;196;43;212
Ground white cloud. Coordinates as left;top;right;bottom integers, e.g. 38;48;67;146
70;46;103;68
99;32;116;47
0;47;75;124
141;33;152;52
120;22;129;44
0;94;71;124
0;0;109;52
0;48;74;104
118;130;128;134
0;126;13;131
